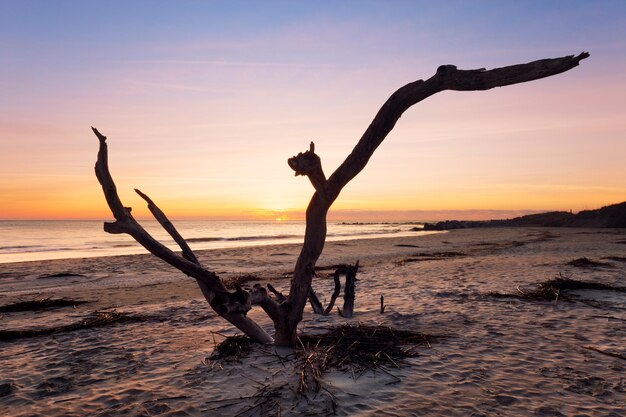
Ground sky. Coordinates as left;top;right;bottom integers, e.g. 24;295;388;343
1;0;625;221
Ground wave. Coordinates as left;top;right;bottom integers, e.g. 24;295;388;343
185;227;423;244
187;234;300;243
0;221;432;263
0;245;44;251
0;246;74;254
337;222;424;226
0;245;48;253
328;228;403;237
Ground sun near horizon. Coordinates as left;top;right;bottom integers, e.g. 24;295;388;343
1;2;625;222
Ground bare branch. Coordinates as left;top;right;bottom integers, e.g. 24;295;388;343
441;53;589;91
288;142;328;197
327;52;589;193
135;188;199;264
307;288;325;314
267;283;286;303
210;284;251;315
93;126;219;288
340;261;359;318
92;127;273;344
93;52;588;347
92;127;130;222
250;284;282;322
282;53;589;343
323;268;342;315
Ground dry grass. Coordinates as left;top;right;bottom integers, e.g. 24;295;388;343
0;310;149;342
0;298;88;313
223;274;264;289
296;324;438;393
207;335;254;362
603;256;626;262
38;272;86;279
205;323;440;395
567;257;612;268
487;275;626;303
397;251;466;265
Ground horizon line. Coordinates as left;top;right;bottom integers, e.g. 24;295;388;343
0;207;577;222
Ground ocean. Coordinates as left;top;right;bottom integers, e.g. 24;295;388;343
0;220;429;264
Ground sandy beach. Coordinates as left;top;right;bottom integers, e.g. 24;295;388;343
1;227;625;416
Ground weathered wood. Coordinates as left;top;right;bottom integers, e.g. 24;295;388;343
280;52;588;345
287;142;328;197
93;53;588;347
380;295;386;314
248;284;282;323
323;268;343;315
135;188;199;264
267;283;286;303
92;127;273;344
340;261;359;318
307;288;325;314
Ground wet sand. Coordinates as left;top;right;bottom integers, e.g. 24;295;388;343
1;227;625;416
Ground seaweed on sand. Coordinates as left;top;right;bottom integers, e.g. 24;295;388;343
397;251;466;264
223;274;263;289
201;384;284;417
567;257;612;268
205;323;440;395
315;263;353;272
38;272;86;279
297;324;439;393
207;335;254;362
602;256;626;263
487;275;626;303
0;382;19;397
0;310;149;342
0;298;88;313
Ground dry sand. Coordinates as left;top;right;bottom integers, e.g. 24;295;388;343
0;227;625;416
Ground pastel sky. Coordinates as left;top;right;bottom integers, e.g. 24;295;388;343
1;1;625;221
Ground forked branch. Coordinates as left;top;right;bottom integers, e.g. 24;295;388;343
323;266;344;315
327;53;590;192
93;52;588;347
284;53;589;343
92;127;273;344
134;188;199;264
288;142;328;198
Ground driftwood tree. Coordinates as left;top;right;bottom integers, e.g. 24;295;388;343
93;52;588;347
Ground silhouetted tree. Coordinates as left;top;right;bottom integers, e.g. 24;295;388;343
93;52;588;346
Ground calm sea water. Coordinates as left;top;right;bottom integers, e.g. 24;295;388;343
0;220;428;264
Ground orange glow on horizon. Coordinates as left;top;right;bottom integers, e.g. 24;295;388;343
2;189;624;221
2;3;626;221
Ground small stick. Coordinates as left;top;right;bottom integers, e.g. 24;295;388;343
380;295;386;313
583;345;626;361
588;315;626;322
379;365;402;385
267;283;286;302
154;395;190;402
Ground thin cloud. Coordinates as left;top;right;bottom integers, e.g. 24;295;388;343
466;183;626;192
111;59;333;69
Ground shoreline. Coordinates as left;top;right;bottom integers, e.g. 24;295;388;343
0;229;443;268
0;231;452;308
0;221;434;264
1;226;625;308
